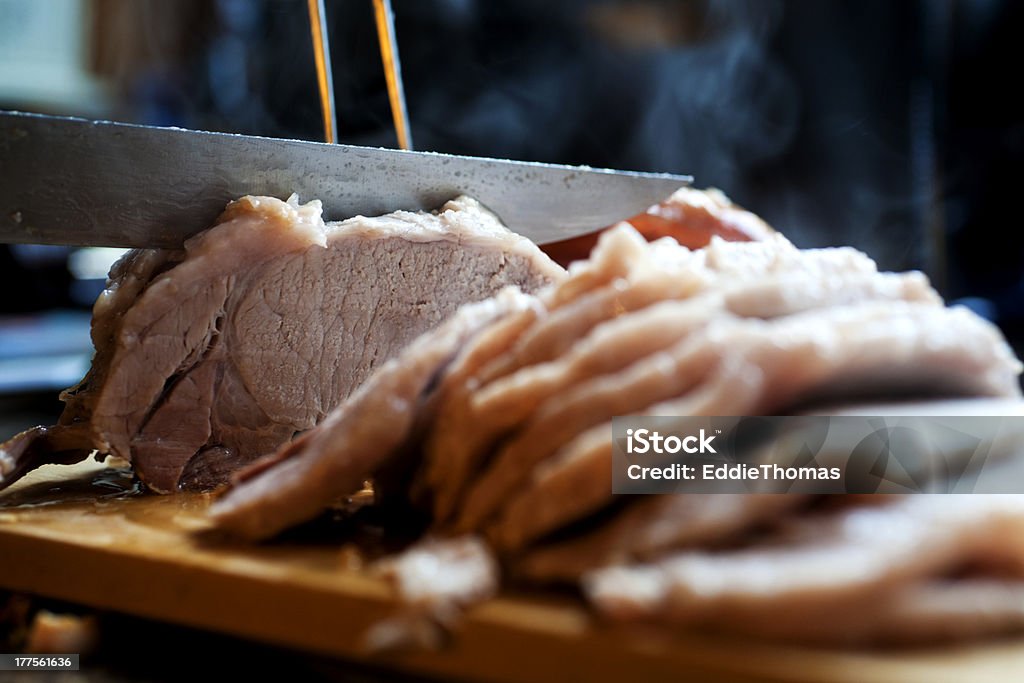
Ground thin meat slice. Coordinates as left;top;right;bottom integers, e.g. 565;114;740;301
451;342;718;535
482;230;880;386
210;288;535;540
676;301;1022;415
699;233;879;280
476;237;705;382
374;535;499;610
366;535;500;651
541;186;775;266
409;302;545;510
441;287;710;516
635;187;776;245
1;194;562;494
476;267;703;380
471;270;938;447
543;223;653;308
583;496;1024;626
480;302;1021;547
516;494;810;582
421;224;656;523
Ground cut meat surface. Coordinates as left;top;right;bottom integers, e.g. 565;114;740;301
210;288;537;539
0;195;562;494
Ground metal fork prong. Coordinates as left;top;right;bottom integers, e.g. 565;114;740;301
307;0;338;144
372;0;414;151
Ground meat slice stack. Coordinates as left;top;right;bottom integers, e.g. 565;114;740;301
0;194;563;493
211;213;1024;645
586;495;1024;645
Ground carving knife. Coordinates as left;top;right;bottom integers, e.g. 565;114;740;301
0;110;690;248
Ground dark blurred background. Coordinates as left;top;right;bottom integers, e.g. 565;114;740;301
0;0;1022;402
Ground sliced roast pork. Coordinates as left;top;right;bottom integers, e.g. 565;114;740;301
421;225;663;523
421;229;880;524
209;224;1020;547
203;214;1024;647
210;288;536;539
466;269;939;451
480;301;1022;550
0;195;563;493
215;224;658;536
436;234;909;530
453;280;963;538
583;496;1024;643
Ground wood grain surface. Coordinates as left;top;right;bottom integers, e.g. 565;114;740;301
1;460;1023;683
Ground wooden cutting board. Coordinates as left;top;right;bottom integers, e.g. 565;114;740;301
1;460;1023;683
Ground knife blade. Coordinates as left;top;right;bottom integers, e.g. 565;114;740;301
0;111;690;248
